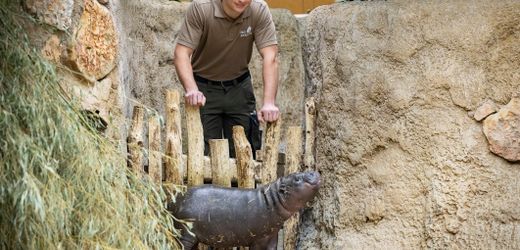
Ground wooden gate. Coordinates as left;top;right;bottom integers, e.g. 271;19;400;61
126;89;317;249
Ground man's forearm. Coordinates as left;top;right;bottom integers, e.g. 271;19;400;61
261;47;279;105
174;51;197;92
174;44;205;106
257;45;280;122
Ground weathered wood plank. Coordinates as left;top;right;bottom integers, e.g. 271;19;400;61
233;126;255;188
304;97;316;170
210;139;231;187
127;106;145;176
283;126;303;250
148;114;162;183
262;117;282;183
164;90;183;185
186;105;204;186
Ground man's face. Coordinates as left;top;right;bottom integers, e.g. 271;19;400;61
222;0;252;17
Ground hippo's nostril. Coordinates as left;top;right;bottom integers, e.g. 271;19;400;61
304;171;321;185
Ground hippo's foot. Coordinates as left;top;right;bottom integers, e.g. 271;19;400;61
179;232;198;250
250;232;278;250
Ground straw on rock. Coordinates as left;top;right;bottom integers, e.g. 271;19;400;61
0;1;181;249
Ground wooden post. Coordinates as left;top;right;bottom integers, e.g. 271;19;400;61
210;139;231;187
285;126;302;174
262;117;282;183
127;106;145;176
148;114;162;183
304;97;316;170
186;105;204;186
233;126;255;188
283;126;303;250
164;90;183;185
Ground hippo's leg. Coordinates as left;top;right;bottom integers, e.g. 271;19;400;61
179;232;198;250
249;232;278;250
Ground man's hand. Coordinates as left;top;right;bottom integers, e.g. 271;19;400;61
174;44;205;106
185;90;206;106
258;103;280;123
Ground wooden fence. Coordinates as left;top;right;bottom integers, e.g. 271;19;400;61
126;89;316;250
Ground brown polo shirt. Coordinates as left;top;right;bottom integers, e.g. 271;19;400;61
176;0;277;81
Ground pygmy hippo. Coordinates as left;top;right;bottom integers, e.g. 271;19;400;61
168;171;321;249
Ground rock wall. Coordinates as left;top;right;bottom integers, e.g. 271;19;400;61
115;0;188;116
300;0;520;249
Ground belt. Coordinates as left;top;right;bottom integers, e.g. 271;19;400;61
194;71;250;87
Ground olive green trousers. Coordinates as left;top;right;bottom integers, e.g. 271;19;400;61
196;76;256;158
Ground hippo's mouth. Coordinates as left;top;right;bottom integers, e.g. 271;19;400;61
303;171;321;186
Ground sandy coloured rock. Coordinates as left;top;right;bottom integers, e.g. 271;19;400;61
483;97;520;162
41;35;62;63
24;0;74;31
300;1;520;249
68;0;118;82
474;100;499;121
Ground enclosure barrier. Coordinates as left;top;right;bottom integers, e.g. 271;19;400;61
126;89;317;250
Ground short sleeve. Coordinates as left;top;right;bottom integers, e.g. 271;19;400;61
177;2;204;49
254;3;277;50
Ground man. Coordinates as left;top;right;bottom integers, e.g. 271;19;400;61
174;0;280;157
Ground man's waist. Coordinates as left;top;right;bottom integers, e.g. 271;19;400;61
194;71;250;87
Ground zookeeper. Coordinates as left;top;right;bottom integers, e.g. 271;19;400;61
174;0;280;157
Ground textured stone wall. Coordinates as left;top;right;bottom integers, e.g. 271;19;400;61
115;0;187;116
300;0;520;249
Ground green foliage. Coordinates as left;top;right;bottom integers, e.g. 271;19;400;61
0;1;180;249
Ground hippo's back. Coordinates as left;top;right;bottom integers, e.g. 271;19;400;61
171;185;277;247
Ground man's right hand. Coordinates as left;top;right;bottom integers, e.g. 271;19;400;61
185;90;206;106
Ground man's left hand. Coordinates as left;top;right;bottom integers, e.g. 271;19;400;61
258;104;280;123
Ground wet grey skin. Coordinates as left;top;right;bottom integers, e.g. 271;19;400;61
168;171;321;250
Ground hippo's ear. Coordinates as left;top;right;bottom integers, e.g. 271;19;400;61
294;175;303;183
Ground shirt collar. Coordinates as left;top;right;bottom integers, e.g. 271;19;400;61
213;0;251;22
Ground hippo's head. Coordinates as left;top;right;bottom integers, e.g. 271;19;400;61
278;171;321;212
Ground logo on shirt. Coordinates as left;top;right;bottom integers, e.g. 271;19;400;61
240;26;252;38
